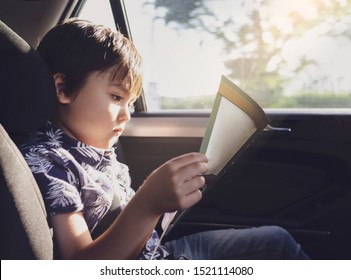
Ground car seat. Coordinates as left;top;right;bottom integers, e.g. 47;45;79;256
0;20;56;259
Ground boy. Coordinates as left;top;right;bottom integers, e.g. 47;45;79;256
20;18;308;259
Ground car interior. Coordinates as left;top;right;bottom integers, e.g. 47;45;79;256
0;19;56;259
0;0;351;260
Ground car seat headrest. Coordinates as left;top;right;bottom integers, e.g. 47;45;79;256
0;20;56;136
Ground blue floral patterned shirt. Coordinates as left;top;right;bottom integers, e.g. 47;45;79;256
20;122;169;259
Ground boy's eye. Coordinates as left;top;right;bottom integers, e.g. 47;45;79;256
112;94;123;102
112;94;135;110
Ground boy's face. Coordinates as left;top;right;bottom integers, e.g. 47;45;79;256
55;69;136;149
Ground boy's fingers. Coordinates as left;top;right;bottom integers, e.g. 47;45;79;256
180;189;203;210
169;153;208;170
178;160;209;182
183;175;206;194
184;190;202;208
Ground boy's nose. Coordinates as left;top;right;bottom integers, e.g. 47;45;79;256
117;105;131;123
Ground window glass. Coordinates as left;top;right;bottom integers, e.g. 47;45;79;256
81;0;351;110
79;0;116;31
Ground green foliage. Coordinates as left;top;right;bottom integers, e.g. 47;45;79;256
160;92;351;109
161;95;215;109
270;92;351;108
147;0;213;28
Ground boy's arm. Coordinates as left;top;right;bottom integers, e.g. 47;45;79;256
51;198;159;260
52;152;208;259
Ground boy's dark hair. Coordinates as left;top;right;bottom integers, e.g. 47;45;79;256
37;18;143;98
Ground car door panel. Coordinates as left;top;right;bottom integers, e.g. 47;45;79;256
120;110;351;259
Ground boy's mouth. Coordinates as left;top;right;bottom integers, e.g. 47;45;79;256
113;127;123;136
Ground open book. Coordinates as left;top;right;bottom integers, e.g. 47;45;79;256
199;75;270;177
151;75;270;258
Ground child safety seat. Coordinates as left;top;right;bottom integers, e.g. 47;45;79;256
0;20;56;259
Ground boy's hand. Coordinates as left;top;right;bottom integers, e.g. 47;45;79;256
138;153;208;216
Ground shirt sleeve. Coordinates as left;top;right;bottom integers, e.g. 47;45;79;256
22;148;84;216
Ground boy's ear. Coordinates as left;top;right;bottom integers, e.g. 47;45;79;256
53;73;71;104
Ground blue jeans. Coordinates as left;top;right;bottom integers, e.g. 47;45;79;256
164;226;309;259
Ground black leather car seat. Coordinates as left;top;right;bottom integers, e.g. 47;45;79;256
0;20;56;259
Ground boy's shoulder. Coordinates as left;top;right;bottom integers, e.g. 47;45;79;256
19;122;71;165
21;123;61;149
19;122;123;171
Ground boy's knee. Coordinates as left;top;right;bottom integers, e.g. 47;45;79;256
266;226;291;240
261;226;308;259
260;226;294;246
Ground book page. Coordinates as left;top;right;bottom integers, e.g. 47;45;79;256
201;95;257;175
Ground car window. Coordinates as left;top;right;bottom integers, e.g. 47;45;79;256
79;0;117;32
80;0;351;111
